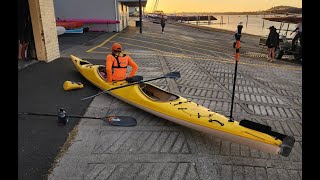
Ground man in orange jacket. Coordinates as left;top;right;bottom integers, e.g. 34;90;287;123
106;43;138;82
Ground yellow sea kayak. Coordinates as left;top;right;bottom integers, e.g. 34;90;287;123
70;55;295;157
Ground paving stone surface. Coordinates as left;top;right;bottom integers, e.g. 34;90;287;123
49;19;302;180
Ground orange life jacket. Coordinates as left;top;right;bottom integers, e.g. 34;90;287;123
106;53;138;82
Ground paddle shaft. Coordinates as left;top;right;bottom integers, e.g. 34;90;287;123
229;24;243;122
107;76;167;91
18;112;101;119
81;76;166;100
81;71;180;100
18;112;137;127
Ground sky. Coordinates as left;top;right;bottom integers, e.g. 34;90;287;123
145;0;302;13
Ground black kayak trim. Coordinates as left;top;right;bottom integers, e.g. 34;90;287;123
239;119;295;157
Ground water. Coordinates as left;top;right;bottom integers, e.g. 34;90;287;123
189;14;298;38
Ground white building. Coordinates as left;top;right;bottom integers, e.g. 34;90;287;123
18;0;147;63
54;0;148;32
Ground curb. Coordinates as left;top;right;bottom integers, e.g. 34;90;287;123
18;60;38;71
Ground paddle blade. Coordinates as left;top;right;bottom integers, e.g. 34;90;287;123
164;72;181;79
104;116;137;126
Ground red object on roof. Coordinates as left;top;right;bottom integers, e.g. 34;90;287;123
56;21;84;29
56;19;120;24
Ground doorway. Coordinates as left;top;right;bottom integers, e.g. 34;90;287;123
18;0;37;61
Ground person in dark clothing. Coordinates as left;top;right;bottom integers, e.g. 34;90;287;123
266;26;279;62
290;22;302;51
160;15;166;33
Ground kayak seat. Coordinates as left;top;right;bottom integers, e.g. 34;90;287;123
140;84;179;101
98;66;107;79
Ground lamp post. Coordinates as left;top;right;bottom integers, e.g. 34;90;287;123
139;0;142;33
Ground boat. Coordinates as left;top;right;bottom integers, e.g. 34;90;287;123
167;15;217;22
65;28;84;34
56;26;66;35
70;55;295;157
56;21;84;29
56;18;120;24
262;15;302;24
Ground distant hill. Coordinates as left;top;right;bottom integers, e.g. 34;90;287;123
265;6;302;14
169;6;302;15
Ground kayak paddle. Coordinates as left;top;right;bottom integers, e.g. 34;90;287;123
18;112;137;127
81;71;181;100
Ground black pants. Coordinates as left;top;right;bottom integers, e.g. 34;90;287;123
161;24;165;32
292;32;302;50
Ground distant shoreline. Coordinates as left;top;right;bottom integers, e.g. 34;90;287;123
152;5;302;16
170;21;262;38
165;12;302;16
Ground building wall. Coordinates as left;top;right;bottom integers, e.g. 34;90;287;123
40;0;60;61
29;0;60;62
54;0;116;19
119;3;123;31
117;3;129;31
54;0;119;32
125;6;129;27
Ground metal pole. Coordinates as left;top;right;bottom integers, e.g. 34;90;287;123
114;0;119;32
229;24;243;122
285;23;290;37
139;0;142;33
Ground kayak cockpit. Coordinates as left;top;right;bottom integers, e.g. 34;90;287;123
97;66;179;102
139;83;179;102
98;66;107;79
80;60;90;65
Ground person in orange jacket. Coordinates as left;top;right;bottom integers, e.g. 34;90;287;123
106;43;138;82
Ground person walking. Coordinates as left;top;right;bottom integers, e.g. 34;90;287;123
160;15;166;33
105;43;138;82
266;26;279;62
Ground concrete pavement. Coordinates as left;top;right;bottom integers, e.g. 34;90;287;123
18;58;102;180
